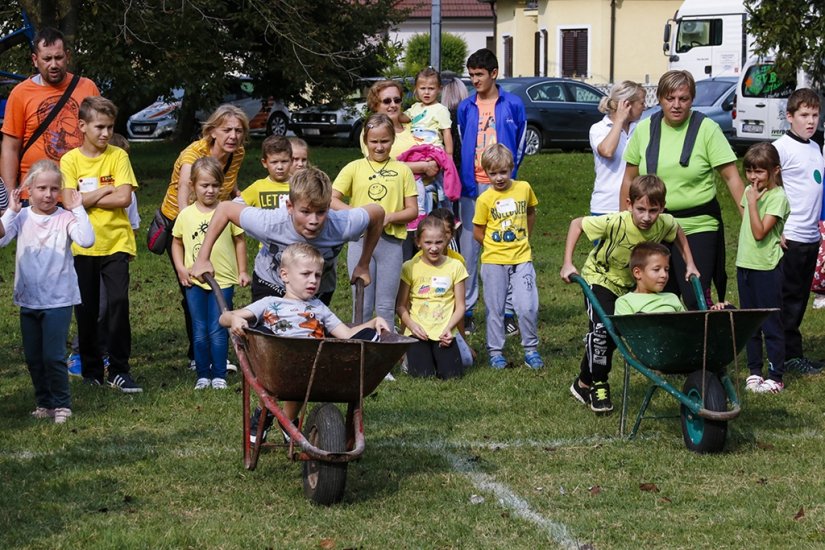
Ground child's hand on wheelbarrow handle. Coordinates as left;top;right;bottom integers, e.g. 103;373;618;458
190;257;214;283
560;262;579;283
350;265;371;287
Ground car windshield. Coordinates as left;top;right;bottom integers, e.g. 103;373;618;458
693;81;733;106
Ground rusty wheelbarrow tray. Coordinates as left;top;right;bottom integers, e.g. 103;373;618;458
204;275;415;504
571;274;775;453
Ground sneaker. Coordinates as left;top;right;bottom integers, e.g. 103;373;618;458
489;354;508;370
464;314;476;335
504;315;519;337
103;355;110;370
755;378;784;394
107;372;143;393
814;294;825;309
569;377;590;405
211;378;228;390
249;407;274;446
194;378;211;390
523;351;545;369
785;357;824;375
745;375;764;393
82;377;103;386
590;382;613;413
31;407;55;419
226;362;238;373
188;359;197;371
67;354;82;377
53;407;72;424
383;372;396;382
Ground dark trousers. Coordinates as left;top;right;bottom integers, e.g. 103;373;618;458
738;266;785;380
21;306;73;409
406;339;464;379
165;230;194;361
781;239;819;359
75;253;131;381
666;230;719;310
579;284;618;386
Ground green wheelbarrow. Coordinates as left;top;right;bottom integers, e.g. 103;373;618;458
570;274;776;453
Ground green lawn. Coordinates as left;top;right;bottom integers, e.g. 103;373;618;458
1;141;824;549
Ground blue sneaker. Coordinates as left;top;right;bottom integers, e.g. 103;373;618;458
524;351;545;369
67;354;82;377
489;354;508;370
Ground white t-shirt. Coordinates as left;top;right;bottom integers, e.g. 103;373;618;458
773;132;824;243
241;206;370;294
244;296;343;337
589;115;636;214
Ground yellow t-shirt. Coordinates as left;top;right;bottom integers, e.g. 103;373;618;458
473;180;538;265
332;158;417;240
61;146;138;257
400;255;468;340
240;177;290;209
171;204;244;290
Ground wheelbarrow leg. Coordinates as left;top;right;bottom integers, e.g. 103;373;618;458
620;360;631;437
630;384;658;439
243;372;253;469
345;402;356;451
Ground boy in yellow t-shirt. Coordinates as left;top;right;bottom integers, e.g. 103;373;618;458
472;143;543;370
60;96;141;393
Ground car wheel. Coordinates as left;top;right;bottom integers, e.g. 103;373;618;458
524;125;542;156
266;112;288;136
349;120;363;147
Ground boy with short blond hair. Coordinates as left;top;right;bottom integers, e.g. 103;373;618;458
60;96;141;392
561;175;698;412
472;143;543;370
772;88;825;375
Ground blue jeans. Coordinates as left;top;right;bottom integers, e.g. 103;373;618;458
21;306;73;409
185;285;234;380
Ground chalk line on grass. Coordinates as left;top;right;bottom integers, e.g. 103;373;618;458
446;451;582;550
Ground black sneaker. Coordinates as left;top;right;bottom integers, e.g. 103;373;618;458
107;372;143;393
504;315;519;337
569;376;590;405
590;382;613;413
82;377;103;386
250;407;274;446
463;315;476;335
785;357;824;375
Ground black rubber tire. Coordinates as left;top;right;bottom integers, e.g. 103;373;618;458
349;120;363;146
302;403;348;505
680;370;728;454
266;112;288;136
524;124;542;156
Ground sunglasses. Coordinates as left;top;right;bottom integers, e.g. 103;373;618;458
381;97;403;105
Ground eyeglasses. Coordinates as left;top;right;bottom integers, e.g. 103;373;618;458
381;97;403;105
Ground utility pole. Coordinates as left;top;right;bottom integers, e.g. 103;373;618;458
430;0;442;71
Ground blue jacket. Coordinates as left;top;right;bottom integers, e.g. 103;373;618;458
456;84;527;198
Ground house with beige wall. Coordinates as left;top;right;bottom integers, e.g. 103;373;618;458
493;0;681;85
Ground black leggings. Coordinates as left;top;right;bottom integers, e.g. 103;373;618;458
406;339;464;380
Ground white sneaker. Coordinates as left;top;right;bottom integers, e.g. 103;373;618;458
226;362;238;373
383;372;396;382
189;359;197;371
755;378;784;394
814;294;825;309
745;375;764;393
194;378;211;390
211;378;228;390
54;408;72;424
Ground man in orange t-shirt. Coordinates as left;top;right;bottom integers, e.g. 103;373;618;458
1;27;99;199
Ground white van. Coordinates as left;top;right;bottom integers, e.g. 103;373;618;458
732;56;812;148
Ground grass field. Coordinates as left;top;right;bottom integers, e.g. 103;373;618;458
2;141;825;549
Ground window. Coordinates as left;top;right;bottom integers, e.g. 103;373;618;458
675;19;723;54
742;63;796;99
561;29;588;78
567;83;601;104
503;36;513;78
528;82;566;102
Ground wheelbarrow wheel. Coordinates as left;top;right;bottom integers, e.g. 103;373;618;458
680;370;727;454
302;403;348;505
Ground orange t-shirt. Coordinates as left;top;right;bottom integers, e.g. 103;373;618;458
1;73;100;196
473;97;497;185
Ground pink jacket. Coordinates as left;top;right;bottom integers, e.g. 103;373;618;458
396;144;461;201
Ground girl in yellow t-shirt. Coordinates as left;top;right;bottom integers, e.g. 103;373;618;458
396;216;469;379
332;113;418;326
172;157;250;390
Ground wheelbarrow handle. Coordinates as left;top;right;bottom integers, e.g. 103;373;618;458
202;272;231;312
689;274;708;311
354;278;365;325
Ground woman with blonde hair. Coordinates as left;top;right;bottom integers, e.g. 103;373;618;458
588;80;645;215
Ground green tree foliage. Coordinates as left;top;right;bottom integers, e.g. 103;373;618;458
404;32;468;76
1;0;405;137
745;0;825;86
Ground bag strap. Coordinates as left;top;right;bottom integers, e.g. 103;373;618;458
645;110;707;174
223;153;233;174
20;74;81;159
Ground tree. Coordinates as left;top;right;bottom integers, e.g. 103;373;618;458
745;1;825;86
1;0;406;137
404;32;468;76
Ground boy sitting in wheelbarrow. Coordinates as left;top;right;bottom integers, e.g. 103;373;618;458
220;243;391;444
560;175;699;414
